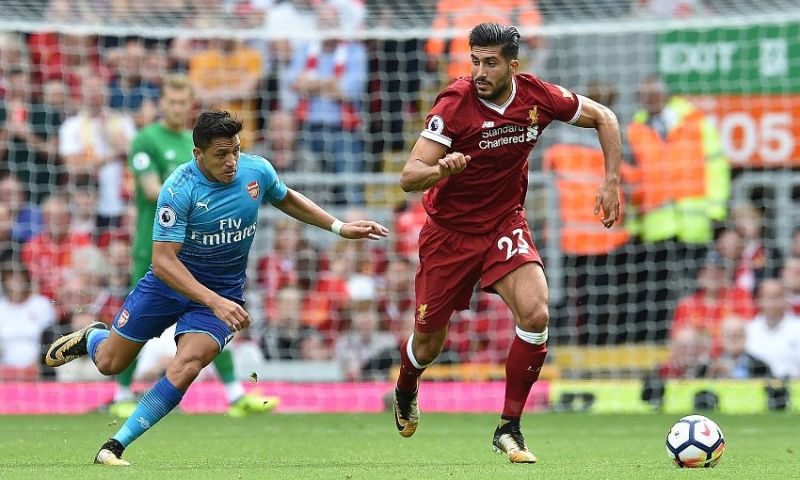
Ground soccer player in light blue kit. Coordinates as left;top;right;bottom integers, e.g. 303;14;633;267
45;110;389;466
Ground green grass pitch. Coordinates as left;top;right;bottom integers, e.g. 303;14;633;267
0;413;798;479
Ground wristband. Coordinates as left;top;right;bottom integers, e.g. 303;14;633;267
331;219;344;235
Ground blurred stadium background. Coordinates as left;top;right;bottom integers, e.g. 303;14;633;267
1;0;800;416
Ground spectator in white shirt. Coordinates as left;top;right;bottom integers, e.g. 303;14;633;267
746;279;800;379
0;263;56;375
58;75;135;230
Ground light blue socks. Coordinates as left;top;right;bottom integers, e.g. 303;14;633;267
112;377;185;447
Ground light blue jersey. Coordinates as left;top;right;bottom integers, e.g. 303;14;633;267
152;153;288;297
113;153;288;351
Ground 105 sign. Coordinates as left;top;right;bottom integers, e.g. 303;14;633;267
690;95;799;167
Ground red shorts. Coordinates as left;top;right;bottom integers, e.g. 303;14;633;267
414;209;543;333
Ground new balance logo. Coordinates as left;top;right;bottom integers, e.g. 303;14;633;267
482;121;495;128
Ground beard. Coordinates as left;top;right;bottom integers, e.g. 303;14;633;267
475;73;511;102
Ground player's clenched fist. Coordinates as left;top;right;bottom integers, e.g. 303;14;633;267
437;152;471;178
210;296;251;332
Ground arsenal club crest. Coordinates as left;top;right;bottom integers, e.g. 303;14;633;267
118;309;130;328
247;181;260;200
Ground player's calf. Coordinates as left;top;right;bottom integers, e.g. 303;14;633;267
93;334;148;375
95;359;131;377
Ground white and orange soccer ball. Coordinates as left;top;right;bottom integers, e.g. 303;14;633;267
665;415;725;468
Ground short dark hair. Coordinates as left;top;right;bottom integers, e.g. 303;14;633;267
469;23;520;61
1;261;30;285
193;110;244;150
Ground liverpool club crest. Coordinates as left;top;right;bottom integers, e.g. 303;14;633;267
417;303;428;324
526;106;540;142
528;106;538;125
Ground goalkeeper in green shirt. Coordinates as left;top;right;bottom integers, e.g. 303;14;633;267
110;74;278;418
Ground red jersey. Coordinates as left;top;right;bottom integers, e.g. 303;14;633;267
21;232;92;300
790;294;800;316
421;73;582;233
671;287;756;356
394;199;427;258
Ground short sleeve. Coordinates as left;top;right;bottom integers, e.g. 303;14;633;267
58;118;82;156
542;81;582;124
260;157;288;203
33;295;56;330
152;180;191;243
121;115;137;142
420;89;463;148
129;132;159;178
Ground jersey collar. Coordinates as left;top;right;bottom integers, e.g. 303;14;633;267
478;76;516;115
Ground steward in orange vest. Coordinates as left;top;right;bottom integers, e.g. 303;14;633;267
626;78;730;244
544;144;633;256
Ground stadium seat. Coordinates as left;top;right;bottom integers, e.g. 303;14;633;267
389;362;561;382
551;345;670;377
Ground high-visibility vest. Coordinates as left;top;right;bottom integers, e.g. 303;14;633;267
543;144;628;256
626;97;730;244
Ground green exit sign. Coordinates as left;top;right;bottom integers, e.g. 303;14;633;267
658;24;800;94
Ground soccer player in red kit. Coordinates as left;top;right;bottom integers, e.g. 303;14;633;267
394;23;622;463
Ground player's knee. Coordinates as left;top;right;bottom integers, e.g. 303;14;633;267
168;357;205;386
517;302;549;333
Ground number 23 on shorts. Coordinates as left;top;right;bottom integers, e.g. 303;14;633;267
497;228;531;261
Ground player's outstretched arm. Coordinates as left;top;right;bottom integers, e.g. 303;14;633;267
273;189;389;240
570;95;622;228
400;137;471;192
151;241;250;331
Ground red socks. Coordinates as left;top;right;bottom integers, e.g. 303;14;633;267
396;336;426;393
502;333;548;419
396;329;547;419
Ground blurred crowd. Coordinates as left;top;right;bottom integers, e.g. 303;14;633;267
657;222;800;381
0;0;541;383
1;0;799;384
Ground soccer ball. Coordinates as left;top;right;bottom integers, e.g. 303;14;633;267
665;415;725;468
